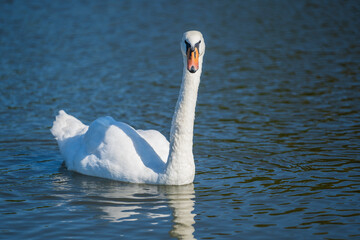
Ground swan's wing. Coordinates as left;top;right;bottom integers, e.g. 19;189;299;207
58;115;164;183
80;118;161;182
136;129;169;163
51;111;166;184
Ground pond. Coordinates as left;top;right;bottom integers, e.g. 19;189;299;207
0;0;359;239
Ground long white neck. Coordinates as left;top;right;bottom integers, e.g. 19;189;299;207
164;58;202;185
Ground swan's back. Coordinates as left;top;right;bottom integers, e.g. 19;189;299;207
51;110;169;184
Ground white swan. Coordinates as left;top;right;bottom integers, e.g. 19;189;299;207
51;31;205;185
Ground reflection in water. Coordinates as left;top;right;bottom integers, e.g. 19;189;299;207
98;184;160;223
54;173;196;239
166;185;196;240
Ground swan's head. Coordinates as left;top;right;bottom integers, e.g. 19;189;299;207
181;31;205;73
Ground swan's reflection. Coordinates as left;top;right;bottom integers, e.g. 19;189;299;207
101;184;196;239
53;172;196;239
166;184;196;240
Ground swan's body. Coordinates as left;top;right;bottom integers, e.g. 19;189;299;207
51;31;205;185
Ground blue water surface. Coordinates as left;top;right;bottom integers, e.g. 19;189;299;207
1;0;359;239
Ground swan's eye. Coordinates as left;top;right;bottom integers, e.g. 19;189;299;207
195;41;201;55
185;40;191;53
195;41;201;48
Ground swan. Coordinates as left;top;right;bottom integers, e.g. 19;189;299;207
51;30;205;185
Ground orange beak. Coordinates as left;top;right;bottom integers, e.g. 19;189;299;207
187;47;199;73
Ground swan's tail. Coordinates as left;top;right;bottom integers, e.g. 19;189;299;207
51;110;88;143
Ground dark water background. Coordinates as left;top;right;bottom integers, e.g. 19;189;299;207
1;0;359;239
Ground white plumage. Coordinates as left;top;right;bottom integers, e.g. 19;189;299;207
51;31;205;185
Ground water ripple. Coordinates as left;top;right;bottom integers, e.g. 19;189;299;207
1;0;360;239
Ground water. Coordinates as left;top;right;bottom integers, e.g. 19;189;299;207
1;0;359;239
